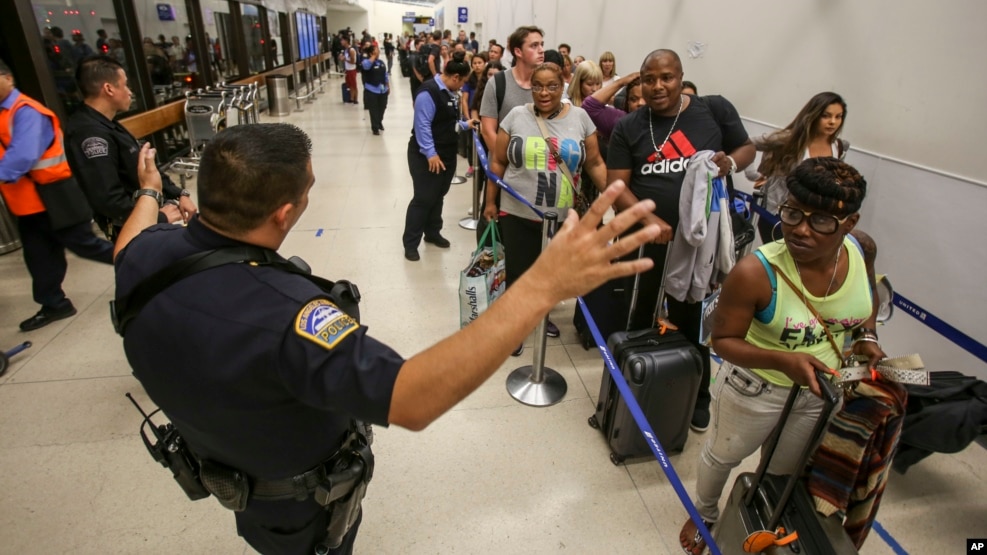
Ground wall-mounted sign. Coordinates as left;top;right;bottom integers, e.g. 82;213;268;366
458;7;468;23
156;3;175;21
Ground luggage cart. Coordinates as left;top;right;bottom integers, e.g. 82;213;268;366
169;89;229;175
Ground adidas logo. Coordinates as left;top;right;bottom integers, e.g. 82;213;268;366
642;158;692;175
639;130;696;175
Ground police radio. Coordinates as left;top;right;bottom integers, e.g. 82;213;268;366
125;393;211;501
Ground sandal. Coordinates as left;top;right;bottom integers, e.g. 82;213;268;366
680;518;712;555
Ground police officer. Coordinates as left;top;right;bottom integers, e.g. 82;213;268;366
114;123;660;555
0;59;113;331
64;55;196;241
401;51;470;262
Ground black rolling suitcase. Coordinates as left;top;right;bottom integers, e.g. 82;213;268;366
341;82;351;103
713;373;858;554
573;277;628;350
588;245;703;464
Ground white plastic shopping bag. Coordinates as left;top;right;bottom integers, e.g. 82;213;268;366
459;221;506;328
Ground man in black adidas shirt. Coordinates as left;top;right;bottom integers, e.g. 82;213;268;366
607;49;755;432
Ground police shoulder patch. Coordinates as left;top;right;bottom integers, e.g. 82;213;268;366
81;136;110;159
295;299;359;350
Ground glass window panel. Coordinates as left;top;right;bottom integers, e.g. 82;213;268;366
240;3;263;74
200;0;239;80
134;1;202;104
30;0;147;115
266;10;282;66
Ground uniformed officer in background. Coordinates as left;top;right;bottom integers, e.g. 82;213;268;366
64;55;196;241
0;59;113;331
114;123;660;554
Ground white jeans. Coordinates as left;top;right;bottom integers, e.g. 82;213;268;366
694;362;828;523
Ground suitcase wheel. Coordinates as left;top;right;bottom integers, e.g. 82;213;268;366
610;452;624;466
587;415;599;429
580;333;594;351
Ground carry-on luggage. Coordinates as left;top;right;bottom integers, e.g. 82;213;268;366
573;277;628;350
341;82;351;104
588;244;703;464
713;372;858;554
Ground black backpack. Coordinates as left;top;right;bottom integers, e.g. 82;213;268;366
413;45;432;79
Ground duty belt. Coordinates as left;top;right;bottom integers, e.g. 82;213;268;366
250;441;372;504
835;354;928;386
251;464;330;501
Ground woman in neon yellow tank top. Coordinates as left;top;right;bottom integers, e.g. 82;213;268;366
679;157;886;555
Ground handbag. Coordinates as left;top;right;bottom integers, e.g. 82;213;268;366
459;220;506;328
530;106;589;216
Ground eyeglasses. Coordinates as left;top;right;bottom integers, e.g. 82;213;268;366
531;84;562;93
778;204;849;234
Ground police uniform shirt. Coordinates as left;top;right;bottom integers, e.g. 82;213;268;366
116;217;405;480
64;104;183;225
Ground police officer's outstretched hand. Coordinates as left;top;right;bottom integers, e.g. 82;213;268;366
427;155;446;174
526;180;660;301
387;181;660;431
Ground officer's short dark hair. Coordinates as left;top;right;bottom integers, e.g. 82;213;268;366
76;55;124;99
0;59;12;76
198;124;314;234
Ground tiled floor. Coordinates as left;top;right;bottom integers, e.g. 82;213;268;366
1;72;984;554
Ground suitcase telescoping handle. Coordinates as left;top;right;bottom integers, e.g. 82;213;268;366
743;370;840;529
624;242;675;332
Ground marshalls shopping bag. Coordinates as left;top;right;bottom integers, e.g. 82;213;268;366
459;221;506;328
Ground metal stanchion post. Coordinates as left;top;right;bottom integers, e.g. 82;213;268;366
506;212;568;407
292;63;304;113
304;59;315;103
459;124;480;230
315;61;325;93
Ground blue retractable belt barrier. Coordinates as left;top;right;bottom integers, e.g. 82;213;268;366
576;297;722;555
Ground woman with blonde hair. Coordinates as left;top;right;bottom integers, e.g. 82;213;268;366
568;60;603;107
598;51;618;85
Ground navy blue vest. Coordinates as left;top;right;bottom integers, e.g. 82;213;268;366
409;77;459;157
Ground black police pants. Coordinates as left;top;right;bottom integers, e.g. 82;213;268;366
235;497;361;555
403;148;455;249
17;213;114;310
622;241;712;412
365;90;388;133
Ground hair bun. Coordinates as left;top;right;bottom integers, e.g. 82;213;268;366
452;51;467;63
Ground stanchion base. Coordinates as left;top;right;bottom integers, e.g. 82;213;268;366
458;217;478;230
450;176;468;185
506;366;567;407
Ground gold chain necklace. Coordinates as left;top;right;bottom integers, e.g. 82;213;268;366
793;244;842;325
647;95;685;162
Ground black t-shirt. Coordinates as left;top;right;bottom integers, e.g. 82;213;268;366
422;43;440;76
609;95;748;228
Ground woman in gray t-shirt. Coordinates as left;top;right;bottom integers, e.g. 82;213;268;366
485;62;607;349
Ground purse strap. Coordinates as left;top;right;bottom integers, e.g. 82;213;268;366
529;105;580;200
769;262;844;361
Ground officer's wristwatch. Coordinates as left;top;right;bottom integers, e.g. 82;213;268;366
179;188;191;198
133;188;164;207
